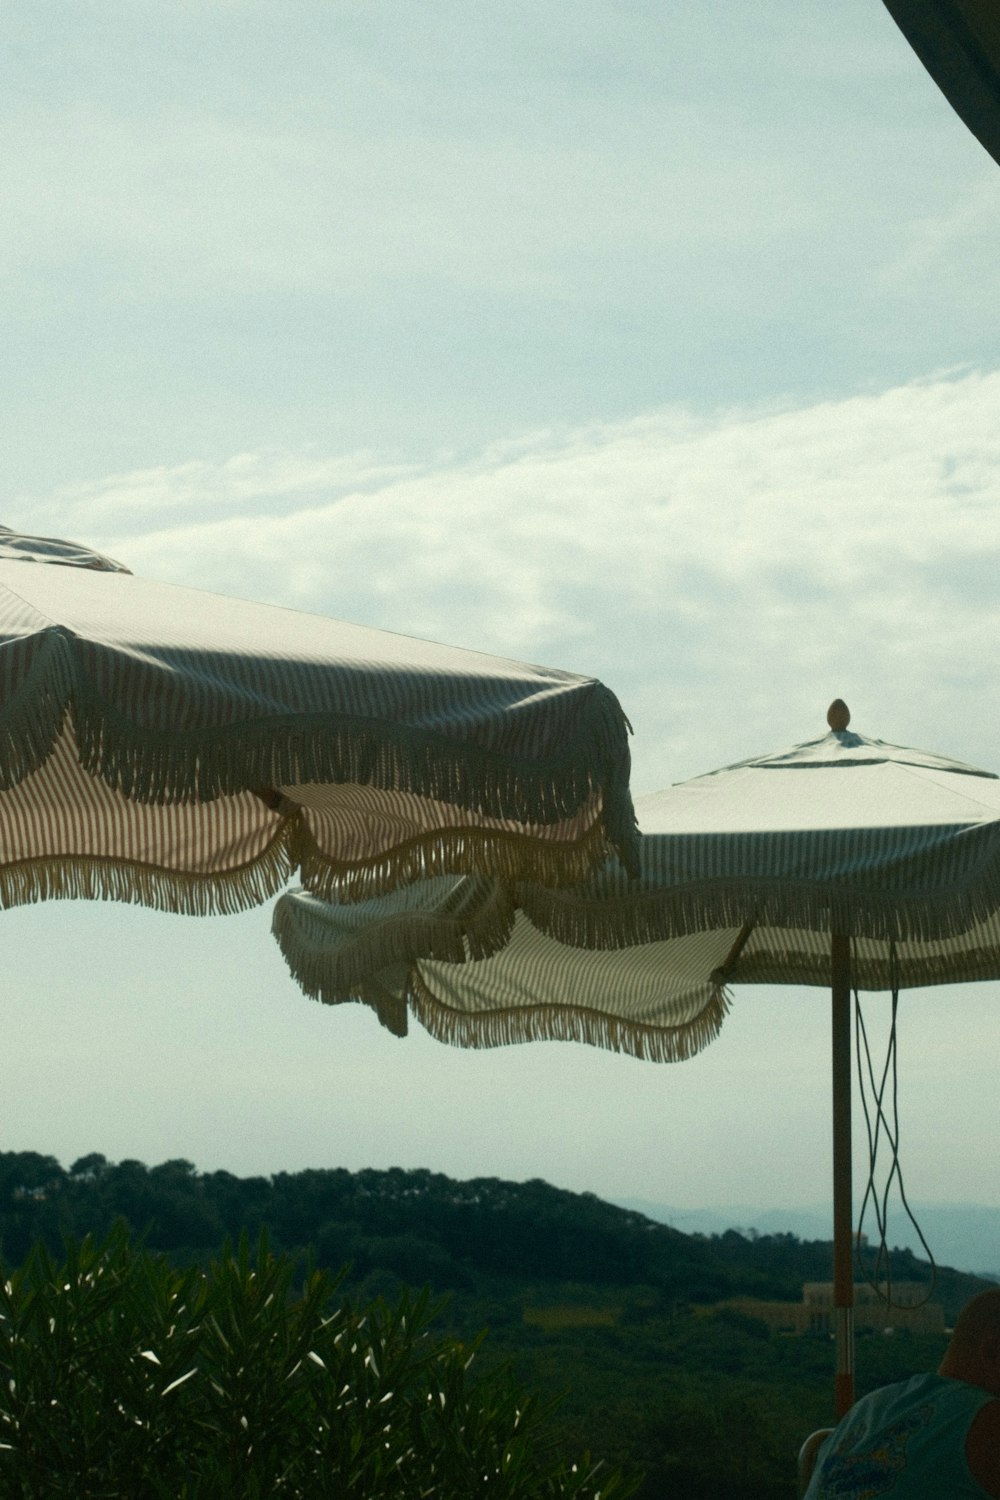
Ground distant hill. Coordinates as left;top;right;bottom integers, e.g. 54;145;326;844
612;1198;1000;1281
0;1151;991;1319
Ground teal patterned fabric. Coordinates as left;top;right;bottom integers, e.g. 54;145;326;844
804;1374;995;1499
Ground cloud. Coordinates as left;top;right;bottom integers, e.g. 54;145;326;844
34;367;1000;789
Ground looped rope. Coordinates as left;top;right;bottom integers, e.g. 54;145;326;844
854;942;937;1308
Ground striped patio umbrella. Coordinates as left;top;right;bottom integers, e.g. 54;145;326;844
271;701;1000;1417
271;875;729;1056
0;526;637;913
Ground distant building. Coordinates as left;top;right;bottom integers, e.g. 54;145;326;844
728;1282;945;1336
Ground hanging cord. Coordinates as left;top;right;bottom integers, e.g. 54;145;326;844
854;941;937;1308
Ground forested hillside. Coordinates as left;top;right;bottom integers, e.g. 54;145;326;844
1;1152;992;1499
0;1151;985;1312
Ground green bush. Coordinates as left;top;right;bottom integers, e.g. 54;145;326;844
0;1228;635;1499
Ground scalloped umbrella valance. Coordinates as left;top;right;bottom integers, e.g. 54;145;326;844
272;708;1000;1048
270;702;1000;1418
0;526;637;913
271;876;729;1058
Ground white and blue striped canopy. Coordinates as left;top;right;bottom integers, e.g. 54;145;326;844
271;878;730;1061
271;722;1000;1060
0;528;638;913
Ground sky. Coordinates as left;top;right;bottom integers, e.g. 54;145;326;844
3;2;1000;1246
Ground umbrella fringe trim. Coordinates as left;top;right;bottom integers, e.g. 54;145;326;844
0;836;294;916
272;894;731;1061
734;944;1000;990
295;824;612;904
0;638;76;793
6;674;638;873
517;877;1000;948
405;970;731;1063
270;883;519;994
74;713;618;818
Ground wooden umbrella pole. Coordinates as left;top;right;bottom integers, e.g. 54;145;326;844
831;931;855;1417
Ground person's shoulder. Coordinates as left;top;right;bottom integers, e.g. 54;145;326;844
965;1397;1000;1498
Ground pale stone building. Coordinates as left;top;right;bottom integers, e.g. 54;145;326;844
728;1282;945;1336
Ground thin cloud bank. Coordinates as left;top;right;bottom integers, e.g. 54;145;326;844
37;368;1000;787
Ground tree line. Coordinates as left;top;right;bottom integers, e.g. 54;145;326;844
1;1151;993;1498
0;1151;985;1317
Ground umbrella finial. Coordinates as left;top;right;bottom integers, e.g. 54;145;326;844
827;699;851;732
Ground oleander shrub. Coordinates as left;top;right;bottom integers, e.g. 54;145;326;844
0;1228;635;1499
